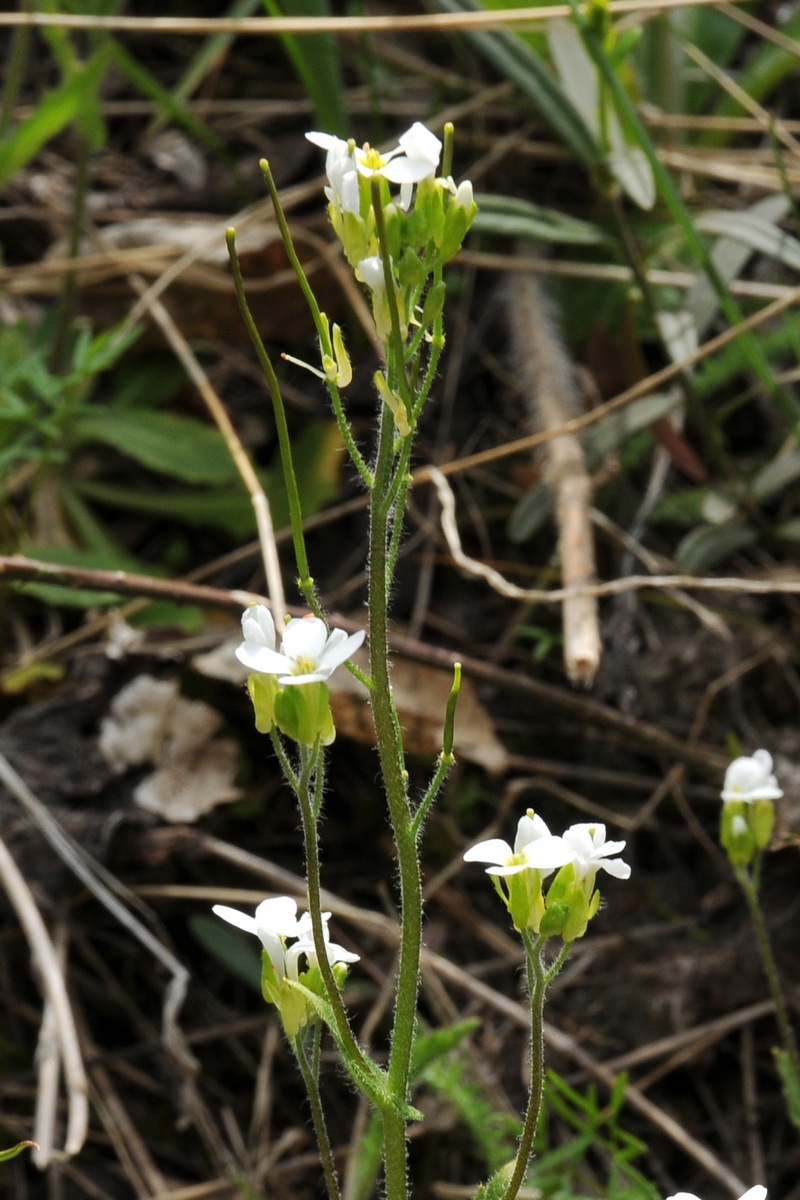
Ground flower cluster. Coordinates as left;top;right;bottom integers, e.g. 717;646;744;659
720;750;782;867
213;896;359;1035
465;811;630;941
306;122;476;353
236;605;364;746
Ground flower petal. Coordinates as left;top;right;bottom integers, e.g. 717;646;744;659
235;644;294;675
463;838;513;866
241;604;276;651
487;862;532;877
316;628;365;675
594;839;627;859
212;905;257;936
398;122;441;166
279;672;329;686
306;131;338;151
281;616;329;664
523;836;575;870
598;857;631;880
380;156;438;185
514;812;550;853
255;896;299;936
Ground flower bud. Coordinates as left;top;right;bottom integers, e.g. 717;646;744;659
374;371;411;436
720;799;755;867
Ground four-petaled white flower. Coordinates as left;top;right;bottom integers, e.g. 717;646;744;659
668;1188;766;1200
721;750;782;804
212;896;303;979
213;897;359;982
561;823;631;883
464;811;573;877
305;131;359;215
235;606;364;686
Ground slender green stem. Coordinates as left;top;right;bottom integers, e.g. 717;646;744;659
368;403;420;1200
290;738;374;1079
269;730;299;792
411;754;452;843
51;136;91;372
227;230;316;609
293;1031;342;1200
737;865;800;1074
503;932;546;1200
441;122;455;180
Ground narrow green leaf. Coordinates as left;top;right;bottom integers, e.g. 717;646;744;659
72;411;238;485
0;49;108;188
472;193;608;245
694;209;800;274
675;520;757;572
189;915;262;991
262;0;347;137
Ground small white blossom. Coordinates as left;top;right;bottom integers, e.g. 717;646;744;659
290;915;360;974
721;750;783;804
561;823;631;883
212;896;302;978
356;255;386;291
668;1189;766;1200
354;122;441;186
235;608;364;686
464;811;573;878
306;131;359;215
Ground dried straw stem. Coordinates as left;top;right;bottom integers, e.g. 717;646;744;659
0;836;88;1158
506;265;601;686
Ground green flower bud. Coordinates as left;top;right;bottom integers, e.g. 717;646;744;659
421;280;447;327
274;682;335;747
398;245;426;289
247;673;278;734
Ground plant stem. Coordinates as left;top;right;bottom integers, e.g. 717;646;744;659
370;181;412;413
50;136;91;373
369;404;420;1200
293;1031;342;1200
503;932;546;1200
287;736;374;1078
737;865;800;1074
0;0;31;138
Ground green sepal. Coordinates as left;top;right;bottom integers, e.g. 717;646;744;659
383;203;402;263
398;245;426;289
278;983;312;1037
750;798;775;851
506;867;544;933
720;801;755;867
439;203;473;262
274;682;335;746
476;1159;515;1200
247;673;278;734
260;947;282;1006
415;176;445;248
340;210;372;268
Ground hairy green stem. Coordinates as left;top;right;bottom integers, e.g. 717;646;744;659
370;181;412;412
503;932;546;1200
737;865;800;1074
369;404;420;1200
293;1031;342;1200
286;737;374;1077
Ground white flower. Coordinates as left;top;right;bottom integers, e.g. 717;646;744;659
356;255;386;291
561;823;631;883
306;131;360;215
290;916;360;974
235;607;364;686
354;122;441;186
721;750;782;804
464;811;573;878
668;1189;766;1200
212;896;302;978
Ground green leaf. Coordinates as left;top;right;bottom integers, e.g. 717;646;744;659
751;451;800;503
72;411;238;484
433;0;599;169
262;0;347;137
343;1111;384;1200
472;194;608;245
694;209;800;274
189;915;262;991
111;353;188;410
0;49;109;188
675;520;757;573
775;1047;800;1129
12;547;126;608
0;1142;37;1164
410;1018;480;1078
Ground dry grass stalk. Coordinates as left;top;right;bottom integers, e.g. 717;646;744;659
0;836;88;1159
